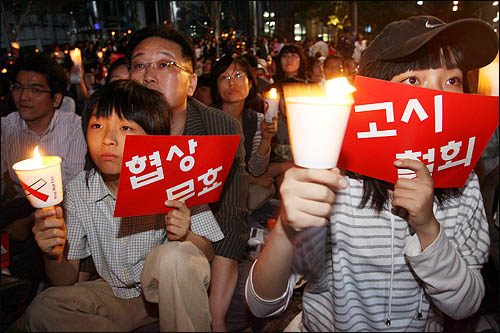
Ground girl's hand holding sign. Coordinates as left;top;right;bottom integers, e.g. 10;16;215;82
392;159;440;250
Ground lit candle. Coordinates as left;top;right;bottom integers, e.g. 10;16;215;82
12;146;63;208
97;51;103;59
69;48;82;68
284;77;356;169
264;88;279;123
11;42;20;50
12;146;64;259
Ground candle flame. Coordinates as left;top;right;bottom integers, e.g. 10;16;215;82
33;146;43;168
282;76;355;104
11;42;20;50
97;51;103;58
269;88;278;99
325;77;356;99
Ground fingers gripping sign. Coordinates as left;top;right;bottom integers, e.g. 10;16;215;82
32;206;67;260
392;159;440;248
164;200;191;241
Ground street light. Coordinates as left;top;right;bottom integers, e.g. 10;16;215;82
453;1;459;5
417;1;423;5
453;5;458;11
493;1;499;6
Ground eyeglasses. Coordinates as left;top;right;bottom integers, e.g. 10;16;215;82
128;60;193;74
218;71;247;83
10;84;51;95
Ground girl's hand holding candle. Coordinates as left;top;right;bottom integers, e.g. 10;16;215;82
32;206;67;260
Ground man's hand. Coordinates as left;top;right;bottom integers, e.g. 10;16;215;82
32;207;66;259
279;167;348;233
164;200;191;241
392;159;440;249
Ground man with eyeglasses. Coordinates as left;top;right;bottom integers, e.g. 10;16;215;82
1;54;86;305
126;26;248;331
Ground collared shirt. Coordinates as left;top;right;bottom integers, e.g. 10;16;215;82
185;98;249;260
1;110;86;200
65;170;224;299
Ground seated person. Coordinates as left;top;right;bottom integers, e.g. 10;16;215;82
1;54;86;288
18;80;223;332
246;15;497;332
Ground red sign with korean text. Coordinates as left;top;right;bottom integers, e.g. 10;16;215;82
114;135;240;217
338;76;499;188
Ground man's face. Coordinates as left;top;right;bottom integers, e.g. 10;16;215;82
12;71;61;124
129;37;197;114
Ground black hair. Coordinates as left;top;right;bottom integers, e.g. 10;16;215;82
242;53;259;69
81;80;170;183
351;37;465;212
275;45;307;82
196;74;212;88
210;54;258;109
10;53;67;98
126;25;196;72
105;57;129;84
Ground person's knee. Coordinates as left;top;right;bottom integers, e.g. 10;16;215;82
154;242;210;283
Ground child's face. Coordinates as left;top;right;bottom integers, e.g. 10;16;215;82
87;110;147;182
390;67;464;93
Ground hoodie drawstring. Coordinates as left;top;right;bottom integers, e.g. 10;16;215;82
417;287;424;319
386;213;395;326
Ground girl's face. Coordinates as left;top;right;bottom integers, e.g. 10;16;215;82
391;67;464;93
280;52;300;76
87;110;147;182
217;62;251;105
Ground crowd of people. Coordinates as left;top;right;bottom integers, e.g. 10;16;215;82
1;13;498;333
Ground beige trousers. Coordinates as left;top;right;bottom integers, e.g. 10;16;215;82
141;241;212;332
22;241;211;332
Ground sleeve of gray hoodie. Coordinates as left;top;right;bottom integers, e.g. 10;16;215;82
405;172;490;320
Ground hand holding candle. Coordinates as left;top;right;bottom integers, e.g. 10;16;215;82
283;77;355;292
12;146;65;260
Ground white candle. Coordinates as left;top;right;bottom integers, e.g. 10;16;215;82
285;77;356;169
264;88;279;123
12;146;63;208
70;48;82;68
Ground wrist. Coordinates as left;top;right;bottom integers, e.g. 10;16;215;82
415;217;440;250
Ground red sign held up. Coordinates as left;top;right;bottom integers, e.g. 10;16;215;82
338;76;499;188
114;135;240;217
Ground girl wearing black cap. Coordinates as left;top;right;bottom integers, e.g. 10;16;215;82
246;15;498;331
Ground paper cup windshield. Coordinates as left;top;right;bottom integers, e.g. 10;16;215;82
12;146;63;208
284;77;356;169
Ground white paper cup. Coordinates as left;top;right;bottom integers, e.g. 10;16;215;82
264;98;279;122
12;156;63;208
286;96;352;169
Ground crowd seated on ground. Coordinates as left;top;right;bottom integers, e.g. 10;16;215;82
1;21;498;332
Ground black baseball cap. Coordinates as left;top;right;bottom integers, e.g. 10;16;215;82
359;15;499;72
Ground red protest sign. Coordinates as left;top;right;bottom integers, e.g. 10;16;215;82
114;135;240;217
338;76;499;188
